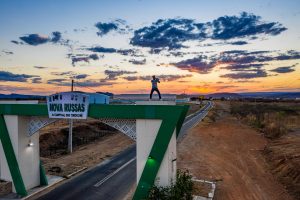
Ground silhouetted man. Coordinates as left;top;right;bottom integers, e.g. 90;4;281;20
150;75;161;100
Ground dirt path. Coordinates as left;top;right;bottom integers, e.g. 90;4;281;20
178;102;294;200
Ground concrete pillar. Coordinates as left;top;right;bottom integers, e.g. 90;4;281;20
0;101;40;192
136;101;177;187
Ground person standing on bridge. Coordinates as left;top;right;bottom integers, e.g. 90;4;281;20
150;75;161;100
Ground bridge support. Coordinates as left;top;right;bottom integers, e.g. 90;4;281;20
0;101;41;196
136;101;177;187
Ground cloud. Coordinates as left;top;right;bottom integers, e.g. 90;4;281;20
31;77;42;83
18;31;63;46
2;50;14;55
129;58;146;65
229;41;248;45
222;63;264;71
0;71;39;82
0;85;29;92
11;40;23;45
170;50;300;76
210;12;286;40
220;69;268;79
51;71;74;76
51;31;62;43
20;34;50;45
70;54;100;66
171;56;216;74
51;71;89;79
117;49;144;57
269;64;297;73
130;12;286;50
104;70;137;80
88;46;117;53
33;66;47;69
47;78;114;87
86;46;145;57
75;80;114;87
47;78;68;85
123;74;192;82
95;19;130;36
95;22;118;36
74;74;89;79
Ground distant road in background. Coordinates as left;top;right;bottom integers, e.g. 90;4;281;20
38;101;213;200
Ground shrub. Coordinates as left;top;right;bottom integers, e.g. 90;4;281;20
147;170;193;200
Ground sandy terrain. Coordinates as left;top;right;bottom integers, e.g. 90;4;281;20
178;102;294;200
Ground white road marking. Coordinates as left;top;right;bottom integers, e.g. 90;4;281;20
94;157;136;187
183;102;212;126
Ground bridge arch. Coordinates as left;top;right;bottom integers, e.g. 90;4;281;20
0;103;188;199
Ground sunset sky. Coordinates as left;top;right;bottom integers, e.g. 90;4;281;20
1;0;300;95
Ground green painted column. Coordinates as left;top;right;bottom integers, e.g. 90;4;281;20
0;115;27;196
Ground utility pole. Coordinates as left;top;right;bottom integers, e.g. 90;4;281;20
68;79;74;153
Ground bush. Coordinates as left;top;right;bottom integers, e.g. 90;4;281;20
230;103;295;139
147;170;193;200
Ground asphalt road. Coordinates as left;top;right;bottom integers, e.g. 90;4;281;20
37;101;212;200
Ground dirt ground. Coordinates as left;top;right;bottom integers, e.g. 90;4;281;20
178;101;295;200
41;133;134;177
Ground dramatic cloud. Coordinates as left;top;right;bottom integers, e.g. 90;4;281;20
104;70;137;80
171;56;216;74
129;58;146;65
169;50;300;78
270;64;297;73
131;12;286;50
0;71;39;82
95;19;130;36
18;32;63;46
123;74;192;82
210;12;286;40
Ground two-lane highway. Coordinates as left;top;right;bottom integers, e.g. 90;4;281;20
37;101;213;200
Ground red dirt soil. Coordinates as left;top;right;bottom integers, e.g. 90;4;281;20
178;102;294;200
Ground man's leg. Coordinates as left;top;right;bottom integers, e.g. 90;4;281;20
150;88;154;99
155;88;161;99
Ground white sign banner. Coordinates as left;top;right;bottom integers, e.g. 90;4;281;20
47;92;89;119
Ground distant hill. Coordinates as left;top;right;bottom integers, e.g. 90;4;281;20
0;93;46;100
239;92;300;99
206;93;242;99
1;92;299;100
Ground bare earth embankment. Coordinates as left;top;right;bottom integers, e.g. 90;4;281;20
178;101;295;200
40;120;134;177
